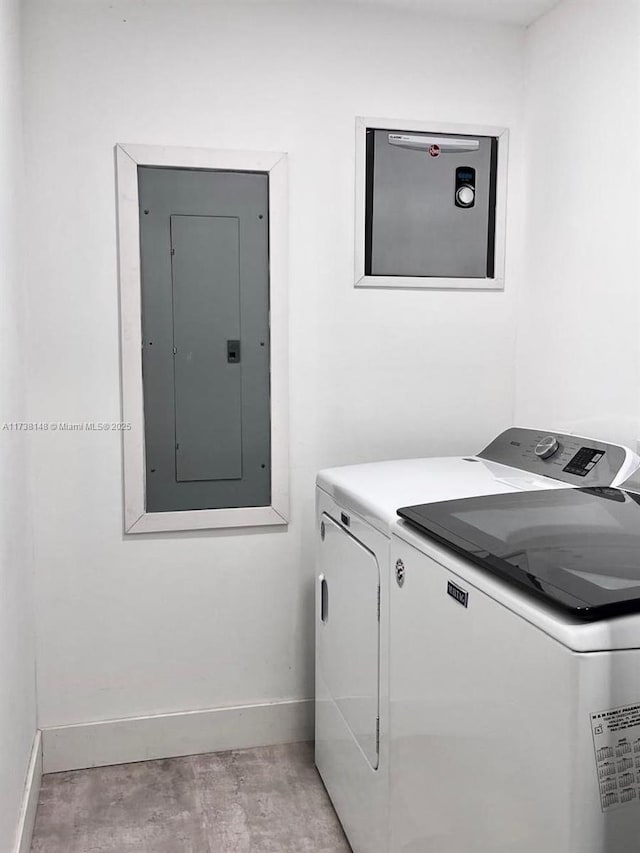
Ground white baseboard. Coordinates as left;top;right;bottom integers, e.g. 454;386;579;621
42;699;314;774
13;730;42;853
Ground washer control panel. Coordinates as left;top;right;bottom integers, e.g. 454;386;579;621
562;446;607;478
478;427;632;487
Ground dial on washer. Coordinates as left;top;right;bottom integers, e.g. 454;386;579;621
535;435;560;459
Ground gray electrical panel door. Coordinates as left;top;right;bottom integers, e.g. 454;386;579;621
366;129;498;278
138;167;270;513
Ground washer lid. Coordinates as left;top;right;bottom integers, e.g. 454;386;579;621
398;487;640;620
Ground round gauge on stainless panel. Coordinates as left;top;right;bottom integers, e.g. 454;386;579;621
535;435;560;459
455;185;475;208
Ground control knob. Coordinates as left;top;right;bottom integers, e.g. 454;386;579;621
535;435;560;459
456;185;475;208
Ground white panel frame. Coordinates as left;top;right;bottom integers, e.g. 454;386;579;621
354;116;509;290
115;143;289;533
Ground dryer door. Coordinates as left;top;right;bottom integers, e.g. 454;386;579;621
318;513;380;769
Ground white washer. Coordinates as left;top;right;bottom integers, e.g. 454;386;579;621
315;427;639;853
392;478;640;852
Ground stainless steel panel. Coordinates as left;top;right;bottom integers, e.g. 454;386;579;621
368;129;495;278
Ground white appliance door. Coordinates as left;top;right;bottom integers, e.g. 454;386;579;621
318;513;380;769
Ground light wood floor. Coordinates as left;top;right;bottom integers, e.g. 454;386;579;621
31;742;352;853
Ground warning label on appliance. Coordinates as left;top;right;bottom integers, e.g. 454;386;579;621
591;703;640;812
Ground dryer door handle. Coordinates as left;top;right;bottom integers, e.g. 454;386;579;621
320;575;329;623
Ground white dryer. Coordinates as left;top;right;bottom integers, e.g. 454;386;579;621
315;427;639;853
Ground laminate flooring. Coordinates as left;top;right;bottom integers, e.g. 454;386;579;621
31;742;352;853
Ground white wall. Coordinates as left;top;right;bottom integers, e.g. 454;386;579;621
0;0;37;846
516;0;640;446
23;0;525;730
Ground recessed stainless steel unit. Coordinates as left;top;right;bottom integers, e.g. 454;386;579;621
365;128;499;279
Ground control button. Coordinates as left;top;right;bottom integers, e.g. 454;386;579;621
456;185;475;207
535;435;560;459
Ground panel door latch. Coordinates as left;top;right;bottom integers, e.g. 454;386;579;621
227;340;241;363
